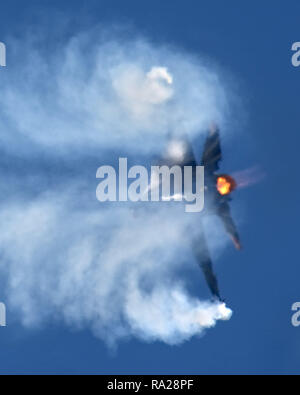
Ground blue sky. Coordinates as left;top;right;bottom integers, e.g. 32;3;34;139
0;0;299;375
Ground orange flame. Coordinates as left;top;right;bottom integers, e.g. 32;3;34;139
217;176;236;195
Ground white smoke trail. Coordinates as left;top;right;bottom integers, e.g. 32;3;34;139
0;29;235;345
0;32;230;154
0;193;232;345
126;287;232;344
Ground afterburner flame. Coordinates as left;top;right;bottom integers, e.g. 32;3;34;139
217;176;236;195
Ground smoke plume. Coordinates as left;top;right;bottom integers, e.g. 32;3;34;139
0;28;234;345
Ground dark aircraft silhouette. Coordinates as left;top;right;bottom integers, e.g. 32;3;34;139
164;124;241;301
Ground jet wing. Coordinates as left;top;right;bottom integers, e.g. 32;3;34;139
201;125;222;173
193;224;221;300
181;140;197;167
217;202;242;250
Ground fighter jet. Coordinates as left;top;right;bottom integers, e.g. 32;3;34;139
200;124;241;250
164;124;241;301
